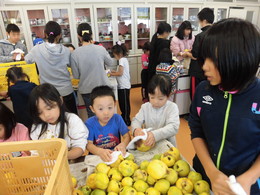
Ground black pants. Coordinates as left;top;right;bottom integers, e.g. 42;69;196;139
118;89;131;125
81;93;95;118
141;69;148;100
63;92;78;115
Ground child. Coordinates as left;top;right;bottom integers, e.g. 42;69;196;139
86;86;130;162
25;21;78;115
141;41;150;102
5;67;37;129
110;41;131;126
0;102;30;143
189;18;260;195
29;83;88;160
132;74;180;147
0;23;27;63
156;48;182;95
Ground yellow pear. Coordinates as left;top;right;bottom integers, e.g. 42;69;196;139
147;175;157;186
73;189;84;195
137;192;145;195
199;192;210;195
154;179;170;195
194;180;210;194
95;163;111;174
107;179;121;193
136;140;152;152
133;180;149;193
165;168;178;185
119;186;137;195
140;160;150;171
133;169;148;182
125;153;135;161
122;177;134;187
187;171;202;184
152;154;162;160
110;158;122;168
108;192;118;195
167;186;182;195
95;172;109;190
86;173;96;189
90;189;106;195
147;160;168;180
167;147;180;161
119;160;135;177
161;152;176;167
145;187;160;195
173;160;190;177
108;168;123;182
176;178;193;194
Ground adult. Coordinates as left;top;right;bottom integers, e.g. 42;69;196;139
187;8;214;100
71;23;113;118
170;21;195;62
148;22;171;82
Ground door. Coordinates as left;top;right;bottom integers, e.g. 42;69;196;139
24;7;49;50
73;6;95;47
93;6;115;51
117;6;134;54
135;6;151;53
154;6;169;32
48;6;73;45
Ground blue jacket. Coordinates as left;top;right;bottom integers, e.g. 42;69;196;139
189;79;260;190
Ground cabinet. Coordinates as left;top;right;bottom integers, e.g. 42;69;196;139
48;6;73;45
0;8;29;48
154;6;169;31
170;5;201;35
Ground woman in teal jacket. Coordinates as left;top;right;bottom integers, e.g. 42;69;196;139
189;18;260;195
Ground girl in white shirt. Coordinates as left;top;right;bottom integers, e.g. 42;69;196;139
110;41;131;126
29;83;88;160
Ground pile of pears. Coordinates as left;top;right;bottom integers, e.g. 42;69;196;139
73;147;210;195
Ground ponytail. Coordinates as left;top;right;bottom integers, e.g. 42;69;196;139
77;23;93;43
44;21;61;44
6;67;30;87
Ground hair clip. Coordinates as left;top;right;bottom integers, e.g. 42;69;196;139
82;30;89;35
49;32;54;35
117;41;122;46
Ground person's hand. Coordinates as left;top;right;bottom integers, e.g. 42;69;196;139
97;148;113;162
0;91;8;98
144;132;155;147
134;128;144;137
12;53;18;60
236;174;253;195
208;169;236;195
20;54;24;61
114;142;127;155
182;52;189;58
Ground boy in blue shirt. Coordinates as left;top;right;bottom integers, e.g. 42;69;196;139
86;86;130;162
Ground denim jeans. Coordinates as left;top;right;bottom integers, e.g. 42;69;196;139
81;93;95;118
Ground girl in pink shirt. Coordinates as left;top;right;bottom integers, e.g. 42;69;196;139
0;102;30;144
170;21;195;62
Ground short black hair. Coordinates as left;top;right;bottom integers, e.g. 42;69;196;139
175;21;192;40
90;86;116;106
77;23;93;43
0;102;16;140
201;18;260;91
6;67;29;87
148;74;172;97
112;42;128;57
197;8;214;24
158;48;174;64
64;44;75;50
44;21;61;43
6;23;20;33
142;41;151;52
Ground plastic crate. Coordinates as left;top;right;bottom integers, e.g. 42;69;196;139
0;139;73;195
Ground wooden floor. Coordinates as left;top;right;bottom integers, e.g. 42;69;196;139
123;87;195;164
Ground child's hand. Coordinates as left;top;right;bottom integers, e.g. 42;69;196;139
0;91;8;98
134;128;144;137
114;142;127;155
144;132;155;147
97;148;113;162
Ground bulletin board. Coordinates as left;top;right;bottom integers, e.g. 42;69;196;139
0;61;40;93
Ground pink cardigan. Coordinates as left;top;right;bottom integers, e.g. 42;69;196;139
170;35;195;61
0;123;30;143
